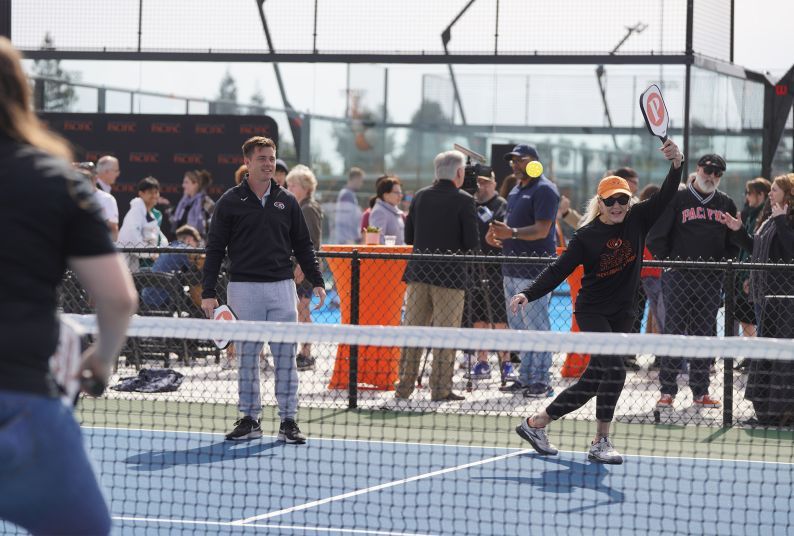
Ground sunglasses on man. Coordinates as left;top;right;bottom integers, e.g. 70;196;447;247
702;165;724;178
601;194;630;207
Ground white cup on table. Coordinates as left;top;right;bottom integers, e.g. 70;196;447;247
384;235;397;246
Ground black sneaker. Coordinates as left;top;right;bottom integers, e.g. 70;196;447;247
296;355;316;371
523;383;553;398
499;381;525;394
225;416;262;441
278;418;307;444
623;357;641;371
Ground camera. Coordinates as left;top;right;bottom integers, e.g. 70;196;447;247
454;143;490;196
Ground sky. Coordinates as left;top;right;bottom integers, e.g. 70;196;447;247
18;0;793;121
15;0;794;174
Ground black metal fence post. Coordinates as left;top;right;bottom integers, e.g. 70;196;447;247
348;250;361;409
723;260;735;427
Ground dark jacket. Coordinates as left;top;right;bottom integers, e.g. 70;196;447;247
201;178;323;298
646;182;739;261
402;179;480;289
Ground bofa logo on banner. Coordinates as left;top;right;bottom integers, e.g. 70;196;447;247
639;84;670;141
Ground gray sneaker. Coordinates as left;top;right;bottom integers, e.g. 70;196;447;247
515;419;558;456
588;437;623;464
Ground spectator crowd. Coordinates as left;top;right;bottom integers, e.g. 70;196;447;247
73;138;794;429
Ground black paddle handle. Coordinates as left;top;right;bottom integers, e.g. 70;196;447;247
80;369;107;397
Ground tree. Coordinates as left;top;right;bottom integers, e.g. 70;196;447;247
31;33;78;111
250;82;265;114
214;69;238;115
392;99;455;178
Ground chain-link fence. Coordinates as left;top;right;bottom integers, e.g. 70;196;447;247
57;248;794;428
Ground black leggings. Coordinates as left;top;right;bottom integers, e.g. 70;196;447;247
546;311;634;422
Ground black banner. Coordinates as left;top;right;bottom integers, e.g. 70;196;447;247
40;113;279;220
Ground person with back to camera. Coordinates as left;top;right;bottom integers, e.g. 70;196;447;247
511;139;683;464
723;173;794;426
394;150;480;403
0;37;138;535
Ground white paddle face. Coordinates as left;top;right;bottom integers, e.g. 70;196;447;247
212;305;237;349
639;84;669;141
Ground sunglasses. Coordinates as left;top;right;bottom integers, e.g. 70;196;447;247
601;194;630;207
702;165;724;178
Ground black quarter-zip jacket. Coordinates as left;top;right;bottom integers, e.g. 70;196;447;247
201;178;324;299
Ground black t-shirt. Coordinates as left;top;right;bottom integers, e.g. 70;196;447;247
476;193;507;255
521;164;682;315
0;140;116;395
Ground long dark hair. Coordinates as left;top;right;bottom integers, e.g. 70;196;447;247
0;37;71;159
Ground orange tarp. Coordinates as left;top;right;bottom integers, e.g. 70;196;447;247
323;244;412;390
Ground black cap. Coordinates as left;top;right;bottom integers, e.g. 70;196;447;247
697;154;726;171
275;159;289;173
503;144;540;161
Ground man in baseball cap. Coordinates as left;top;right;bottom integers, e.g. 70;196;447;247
503;144;540;162
696;154;726;172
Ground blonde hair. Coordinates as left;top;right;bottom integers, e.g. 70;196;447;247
581;195;602;226
285;164;317;197
0;37;71;159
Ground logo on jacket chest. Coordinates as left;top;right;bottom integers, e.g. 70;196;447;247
597;239;636;278
274;201;285;210
681;206;727;224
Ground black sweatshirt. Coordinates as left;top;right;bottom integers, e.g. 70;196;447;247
201;178;324;299
646;181;739;261
521;164;682;315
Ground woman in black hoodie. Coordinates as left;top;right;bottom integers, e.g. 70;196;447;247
511;139;683;464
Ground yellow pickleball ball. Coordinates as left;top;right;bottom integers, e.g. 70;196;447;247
526;160;544;178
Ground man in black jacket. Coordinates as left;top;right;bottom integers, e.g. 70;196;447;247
201;136;325;444
395;150;480;402
647;153;738;410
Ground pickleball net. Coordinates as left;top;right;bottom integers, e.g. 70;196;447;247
8;314;793;535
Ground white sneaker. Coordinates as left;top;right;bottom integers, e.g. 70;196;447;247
515;419;558;455
588;437;623;465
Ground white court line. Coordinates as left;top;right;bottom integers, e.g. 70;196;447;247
83;424;794;466
82;424;515;452
113;516;430;535
231;449;531;525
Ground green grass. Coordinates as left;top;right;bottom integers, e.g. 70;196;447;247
78;399;794;463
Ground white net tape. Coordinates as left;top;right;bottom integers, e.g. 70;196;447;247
66;314;794;362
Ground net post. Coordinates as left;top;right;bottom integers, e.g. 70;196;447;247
722;260;735;427
348;249;360;409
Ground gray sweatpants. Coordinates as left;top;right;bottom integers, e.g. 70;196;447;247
227;280;299;421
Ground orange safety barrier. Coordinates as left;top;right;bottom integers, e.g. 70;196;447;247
323;244;412;390
557;246;590;377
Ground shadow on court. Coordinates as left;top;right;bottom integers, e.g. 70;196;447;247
125;439;282;471
474;455;625;513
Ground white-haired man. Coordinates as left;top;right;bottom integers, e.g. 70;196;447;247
395;150;480;402
95;155;120;193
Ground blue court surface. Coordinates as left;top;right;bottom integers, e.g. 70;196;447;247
79;426;792;535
